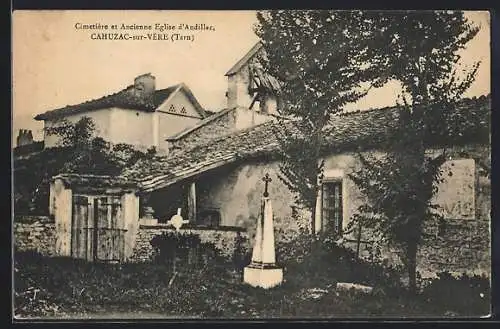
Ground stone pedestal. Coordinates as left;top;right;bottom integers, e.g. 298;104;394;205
244;176;283;289
244;264;283;289
139;206;158;226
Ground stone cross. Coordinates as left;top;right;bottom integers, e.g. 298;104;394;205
168;208;189;231
244;172;283;288
262;173;272;197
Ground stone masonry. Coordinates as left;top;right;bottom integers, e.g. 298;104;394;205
130;225;250;262
14;216;56;257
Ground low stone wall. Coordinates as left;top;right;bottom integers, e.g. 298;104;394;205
343;216;490;279
129;224;250;263
14;213;489;279
14;216;56;257
417;218;490;277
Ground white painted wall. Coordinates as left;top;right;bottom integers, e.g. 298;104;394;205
51;178;72;256
157;91;203;148
109;108;155;147
262;96;278;115
122;192;140;260
227;66;254;110
44;108;113;148
234;107;274;131
43;89;204;150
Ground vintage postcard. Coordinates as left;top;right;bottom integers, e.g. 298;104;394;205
12;10;491;320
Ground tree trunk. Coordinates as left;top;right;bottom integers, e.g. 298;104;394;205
407;242;418;294
311;204;316;236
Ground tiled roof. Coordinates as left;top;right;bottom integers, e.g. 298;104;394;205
34;83;207;121
253;67;282;93
166;108;234;141
53;173;139;191
124;95;490;193
34;85;176;121
125;121;277;192
153;86;179;107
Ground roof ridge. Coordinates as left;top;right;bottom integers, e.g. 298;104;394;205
176;95;491;154
225;41;263;76
170;83;208;118
166;107;235;141
336;94;491;117
34;80;204;121
179;119;276;153
120;96;490;192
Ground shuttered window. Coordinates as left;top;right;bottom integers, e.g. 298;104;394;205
321;181;343;235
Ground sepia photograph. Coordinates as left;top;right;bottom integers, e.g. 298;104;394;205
12;10;491;320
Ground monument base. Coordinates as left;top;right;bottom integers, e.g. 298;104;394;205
243;263;283;289
139;218;158;226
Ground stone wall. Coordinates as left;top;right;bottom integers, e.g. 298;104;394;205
196;161;300;246
14;216;56;256
196;143;490;278
341;144;491;278
418;218;490;277
129;224;250;263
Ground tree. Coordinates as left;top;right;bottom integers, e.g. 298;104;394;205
254;10;386;234
44;117;117;174
348;11;481;293
14;117;154;214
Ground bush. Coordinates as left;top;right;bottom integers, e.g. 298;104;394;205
420;272;490;315
150;232;223;268
14;250;489;318
232;231;249;269
14;250;178;316
276;233;404;291
13;250;243;317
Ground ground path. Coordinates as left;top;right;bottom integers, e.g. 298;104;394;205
17;311;201;320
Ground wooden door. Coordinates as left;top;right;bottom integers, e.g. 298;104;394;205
94;196;125;262
71;195;93;260
71;195;126;262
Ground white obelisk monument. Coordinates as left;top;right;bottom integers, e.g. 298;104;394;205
243;173;283;289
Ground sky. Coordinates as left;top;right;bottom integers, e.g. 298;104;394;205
12;10;491;143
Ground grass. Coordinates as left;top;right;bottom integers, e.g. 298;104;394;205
13;247;491;320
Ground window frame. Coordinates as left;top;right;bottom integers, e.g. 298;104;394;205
321;179;344;236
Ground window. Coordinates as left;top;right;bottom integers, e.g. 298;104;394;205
197;209;221;227
321;181;343;235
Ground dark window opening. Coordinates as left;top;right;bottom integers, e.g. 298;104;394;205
197;209;221;227
322;181;343;236
437;218;447;237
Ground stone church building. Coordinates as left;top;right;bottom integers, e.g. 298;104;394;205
15;42;491;279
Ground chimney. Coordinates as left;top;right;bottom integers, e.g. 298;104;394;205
17;129;34;147
134;73;156;99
